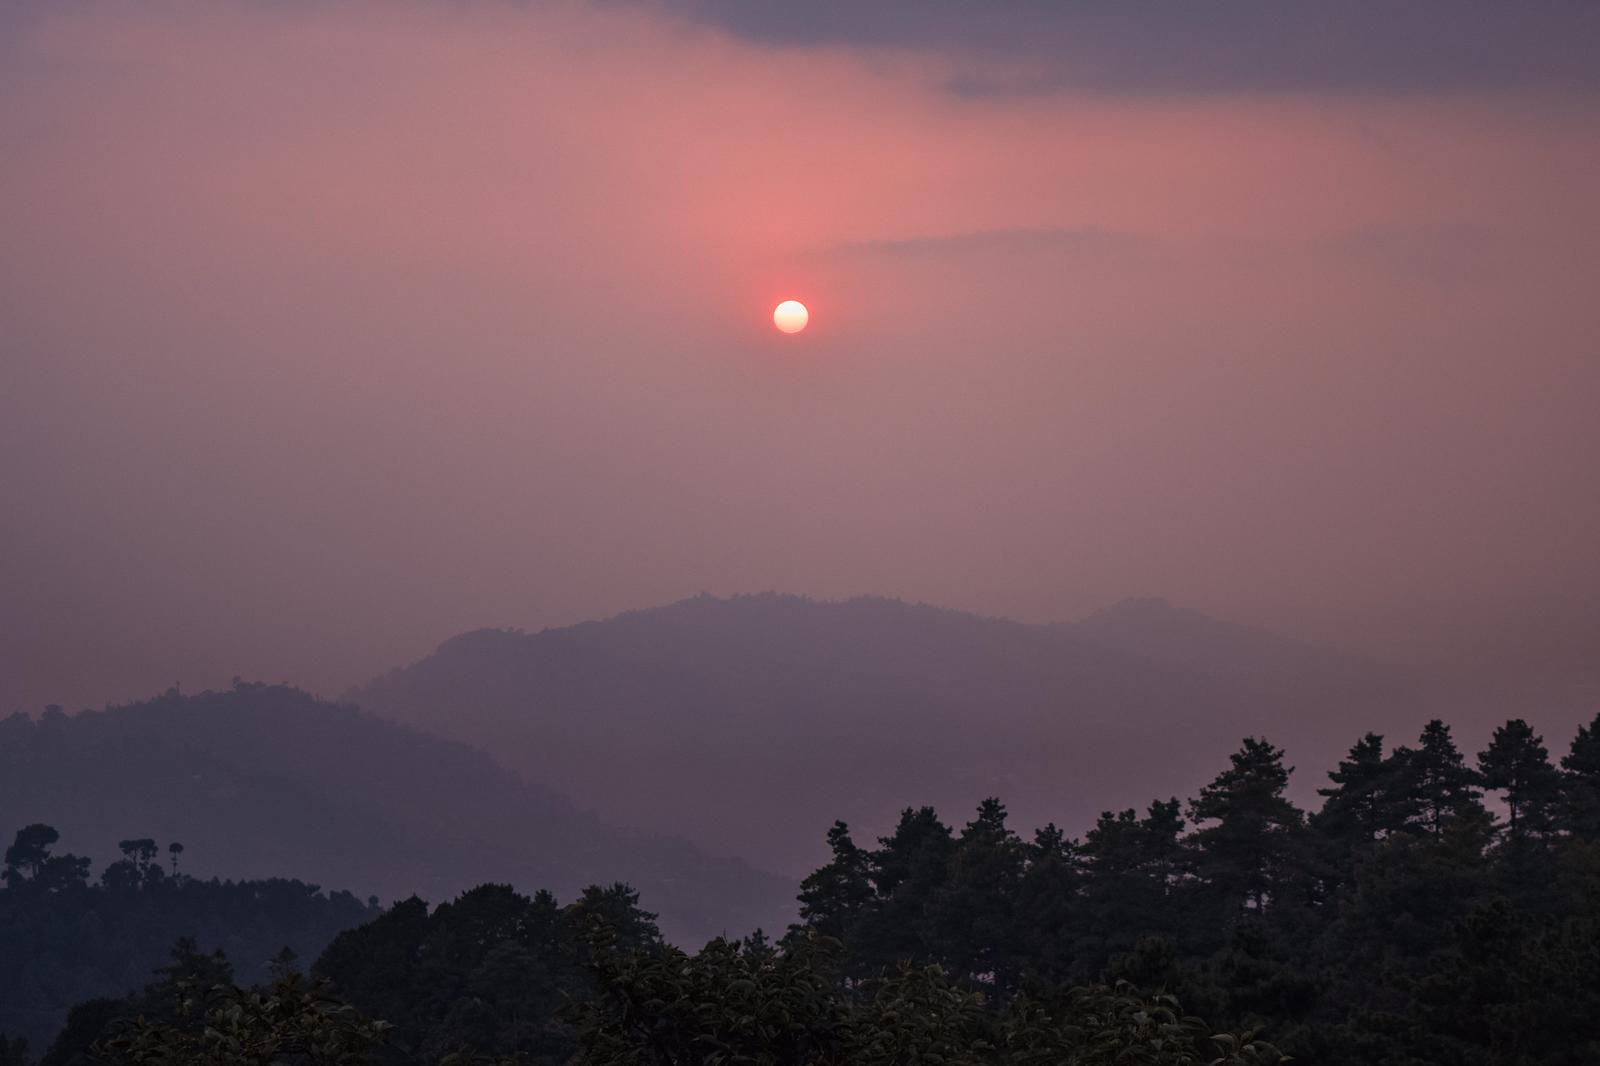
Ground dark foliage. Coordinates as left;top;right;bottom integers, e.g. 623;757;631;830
53;931;1279;1066
313;882;660;1065
47;938;391;1066
782;714;1600;1065
0;828;376;1057
16;709;1600;1065
574;932;1283;1066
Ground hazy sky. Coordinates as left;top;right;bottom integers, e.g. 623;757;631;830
3;1;1598;711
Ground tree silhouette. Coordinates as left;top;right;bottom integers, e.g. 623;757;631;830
4;824;61;886
1560;711;1600;839
1478;718;1563;862
795;821;874;945
1316;733;1413;846
1394;719;1484;835
935;798;1026;989
1188;738;1304;914
861;807;954;971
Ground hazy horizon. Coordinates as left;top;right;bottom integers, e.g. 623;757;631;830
4;585;1594;714
0;587;1417;712
4;1;1598;713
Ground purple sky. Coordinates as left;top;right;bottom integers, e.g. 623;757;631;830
2;2;1598;711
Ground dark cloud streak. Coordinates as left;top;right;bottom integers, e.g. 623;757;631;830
646;1;1600;94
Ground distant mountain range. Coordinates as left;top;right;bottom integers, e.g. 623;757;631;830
0;594;1443;939
0;685;792;946
353;593;1422;875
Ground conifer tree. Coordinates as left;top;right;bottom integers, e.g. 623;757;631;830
1188;738;1304;914
1559;711;1600;839
795;821;875;943
1393;720;1484;835
1316;734;1413;846
936;799;1026;988
1478;718;1563;844
859;807;954;970
1014;823;1083;978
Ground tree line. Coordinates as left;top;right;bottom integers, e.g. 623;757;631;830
0;826;376;1058
23;882;1281;1066
8;711;1600;1064
784;714;1600;1064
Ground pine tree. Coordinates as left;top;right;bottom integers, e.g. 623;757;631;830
1478;718;1562;844
936;799;1027;989
1316;734;1414;846
858;807;954;970
1393;720;1484;835
1188;738;1305;914
1141;798;1189;892
795;821;875;943
1559;711;1600;839
1013;824;1083;979
1076;798;1194;970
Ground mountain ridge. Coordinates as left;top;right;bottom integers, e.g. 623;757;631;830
0;683;794;946
353;593;1421;875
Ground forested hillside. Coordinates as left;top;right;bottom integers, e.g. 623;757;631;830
354;593;1421;874
11;711;1600;1064
782;713;1600;1063
0;825;375;1054
0;685;792;946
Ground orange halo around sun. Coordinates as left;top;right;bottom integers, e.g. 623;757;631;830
773;300;809;334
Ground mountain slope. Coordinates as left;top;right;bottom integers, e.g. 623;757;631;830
0;684;793;945
352;594;1420;875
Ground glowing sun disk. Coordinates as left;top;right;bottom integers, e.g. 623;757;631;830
773;300;809;334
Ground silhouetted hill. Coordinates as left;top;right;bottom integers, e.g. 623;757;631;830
0;685;793;946
352;594;1419;874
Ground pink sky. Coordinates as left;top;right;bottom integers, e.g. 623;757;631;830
2;2;1598;709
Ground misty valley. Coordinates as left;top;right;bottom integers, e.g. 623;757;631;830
4;595;1600;1065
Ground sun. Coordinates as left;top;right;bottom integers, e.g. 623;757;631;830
773;300;809;334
